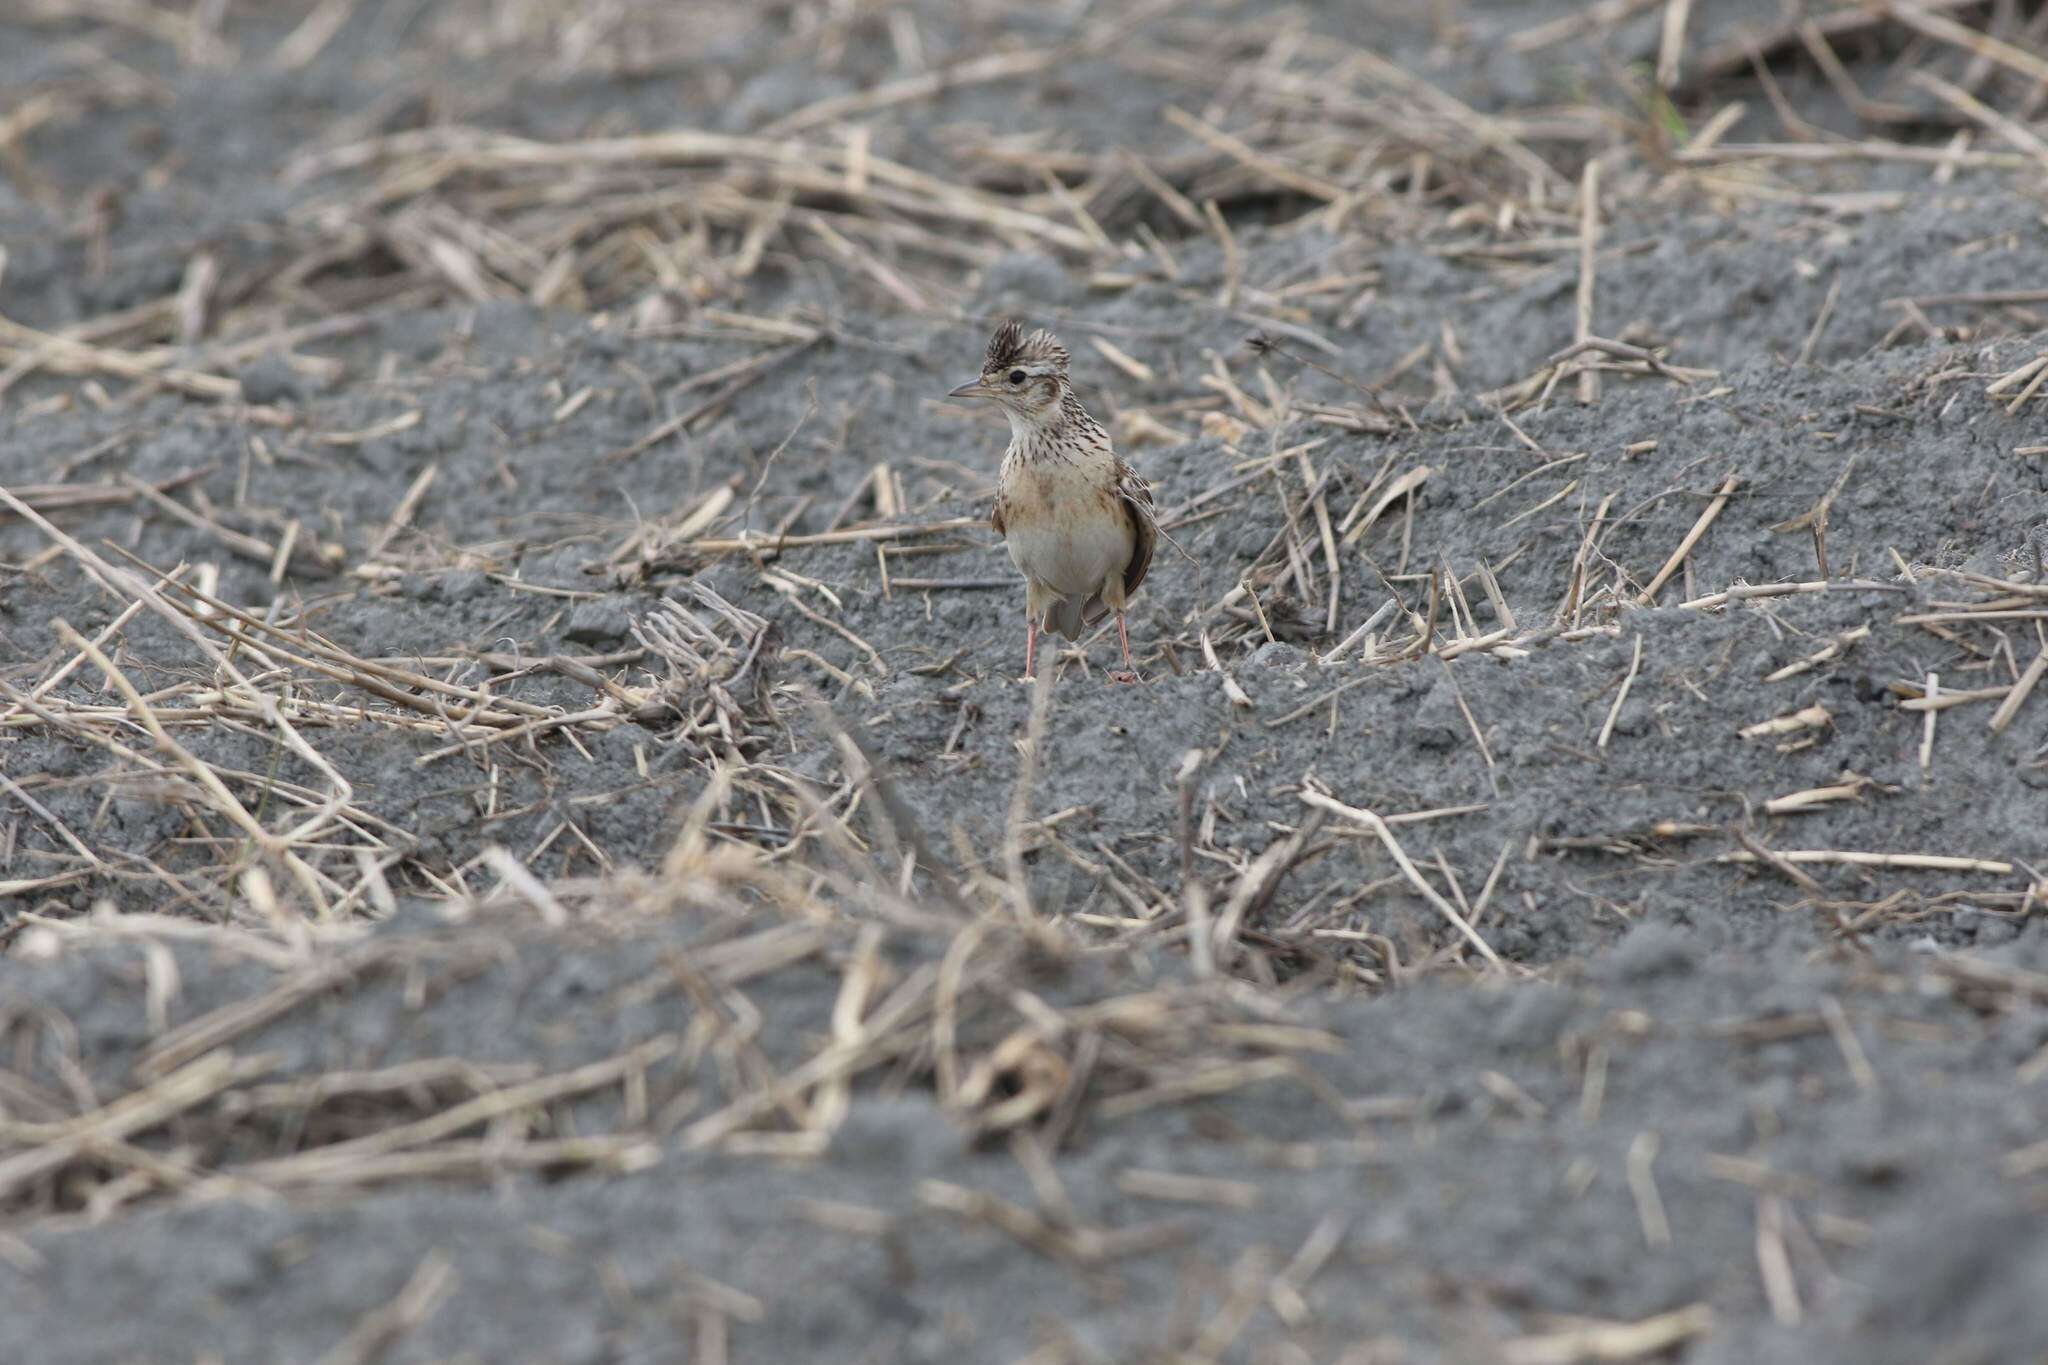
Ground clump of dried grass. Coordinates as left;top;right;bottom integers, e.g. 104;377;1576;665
0;762;1348;1238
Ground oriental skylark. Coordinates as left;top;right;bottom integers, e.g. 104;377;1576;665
949;320;1159;682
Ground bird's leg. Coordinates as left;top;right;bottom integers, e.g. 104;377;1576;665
1107;612;1142;685
1023;616;1039;680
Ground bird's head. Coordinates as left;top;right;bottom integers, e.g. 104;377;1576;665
948;319;1070;432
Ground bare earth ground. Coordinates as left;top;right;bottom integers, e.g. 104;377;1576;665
2;2;2047;1362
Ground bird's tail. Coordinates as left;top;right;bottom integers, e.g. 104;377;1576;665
1045;594;1088;640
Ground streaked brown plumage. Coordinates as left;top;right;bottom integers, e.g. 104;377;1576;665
948;320;1157;681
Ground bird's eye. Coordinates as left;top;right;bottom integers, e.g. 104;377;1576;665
1008;369;1026;385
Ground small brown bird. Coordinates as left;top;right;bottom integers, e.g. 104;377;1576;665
949;320;1158;682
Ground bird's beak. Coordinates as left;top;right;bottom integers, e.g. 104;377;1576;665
948;378;993;400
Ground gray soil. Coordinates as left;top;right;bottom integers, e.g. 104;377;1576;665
2;2;2047;1362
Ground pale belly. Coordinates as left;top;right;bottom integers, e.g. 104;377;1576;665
1006;513;1132;596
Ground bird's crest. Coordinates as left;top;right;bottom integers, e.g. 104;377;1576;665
985;319;1069;374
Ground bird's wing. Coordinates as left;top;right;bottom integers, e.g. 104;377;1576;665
1116;459;1157;598
990;496;1006;537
